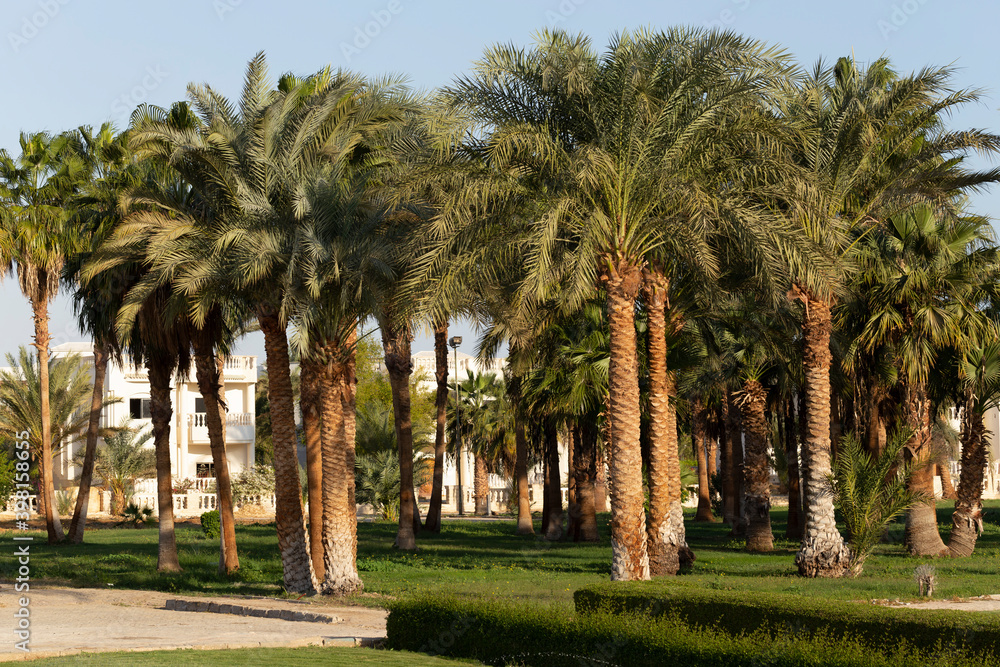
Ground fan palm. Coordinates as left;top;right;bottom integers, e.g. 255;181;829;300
0;131;87;543
77;418;155;515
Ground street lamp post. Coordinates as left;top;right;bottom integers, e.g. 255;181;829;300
449;336;464;516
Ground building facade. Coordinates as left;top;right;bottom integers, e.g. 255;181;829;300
48;342;258;488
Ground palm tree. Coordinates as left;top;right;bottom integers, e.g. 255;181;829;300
64;123;135;543
850;205;995;556
126;56;407;592
0;131;87;543
78;418;155;515
776;56;1000;574
0;348;94;495
949;343;1000;556
447;28;798;580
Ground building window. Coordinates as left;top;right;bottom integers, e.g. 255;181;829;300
196;462;215;478
129;398;151;420
195;397;205;413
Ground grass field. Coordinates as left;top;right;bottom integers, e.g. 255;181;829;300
4;501;1000;607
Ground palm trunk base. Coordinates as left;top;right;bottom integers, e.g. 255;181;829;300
322;542;364;596
948;508;982;558
744;495;773;552
647;501;694;576
795;531;850;578
905;503;949;556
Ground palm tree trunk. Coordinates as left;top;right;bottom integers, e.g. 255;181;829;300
903;379;948;556
257;310;316;594
643;269;685;575
148;354;180;572
381;318;418;550
32;288;63;543
794;292;849;577
543;418;563;540
694;399;715;522
68;342;108;544
949;394;986;557
937;458;957;500
726;388;746;536
573;419;600;542
341;337;358;520
568;424;580;538
719;397;736;530
192;332;239;575
474;455;489;516
739;379;773;552
425;320;449;532
605;260;650;581
320;348;363;595
785;399;803;540
595;447;608;513
300;357;325;580
514;404;534;534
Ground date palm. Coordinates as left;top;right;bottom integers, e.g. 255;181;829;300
447;28;800;580
0;131;87;543
777;56;1000;574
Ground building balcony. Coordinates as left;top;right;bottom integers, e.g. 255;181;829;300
122;356;257;383
188;412;255;444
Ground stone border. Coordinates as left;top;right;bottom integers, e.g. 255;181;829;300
165;599;342;624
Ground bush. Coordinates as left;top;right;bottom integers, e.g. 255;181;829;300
201;510;221;539
231;465;275;505
387;596;996;666
574;582;1000;659
120;502;154;527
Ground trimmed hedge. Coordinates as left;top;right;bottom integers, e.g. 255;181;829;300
575;582;1000;658
387;596;997;666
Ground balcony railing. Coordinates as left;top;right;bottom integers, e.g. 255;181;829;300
188;412;255;443
188;412;255;428
121;356;256;382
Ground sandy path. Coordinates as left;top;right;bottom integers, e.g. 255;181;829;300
0;586;387;662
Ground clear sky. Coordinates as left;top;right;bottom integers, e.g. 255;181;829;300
1;0;997;362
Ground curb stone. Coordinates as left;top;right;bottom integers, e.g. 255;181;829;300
165;599;342;624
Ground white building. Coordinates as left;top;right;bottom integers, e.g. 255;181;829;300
48;342;258;488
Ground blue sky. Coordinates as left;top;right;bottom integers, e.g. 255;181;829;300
0;0;997;361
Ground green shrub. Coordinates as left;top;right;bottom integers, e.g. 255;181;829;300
119;502;154;527
200;510;220;539
387;596;996;667
574;582;1000;659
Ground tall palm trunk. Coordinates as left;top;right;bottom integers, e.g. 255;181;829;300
68;342;108;544
192;331;239;575
148;354;180;572
643;269;684;574
949;393;986;557
794;293;849;577
719;397;737;530
903;380;949;556
340;333;358;521
320;349;363;595
573;419;600;542
425;321;449;532
693;400;715;522
32;283;63;544
739;379;773;552
604;259;650;581
543;418;563;540
474;455;489;516
509;372;534;535
257;310;316;594
726;388;746;536
784;399;803;540
300;357;325;581
382;318;418;551
936;457;957;500
595;447;608;513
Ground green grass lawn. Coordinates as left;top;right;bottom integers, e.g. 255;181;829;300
4;501;1000;607
25;646;476;665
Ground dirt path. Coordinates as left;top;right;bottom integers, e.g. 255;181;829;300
877;594;1000;612
0;586;387;662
